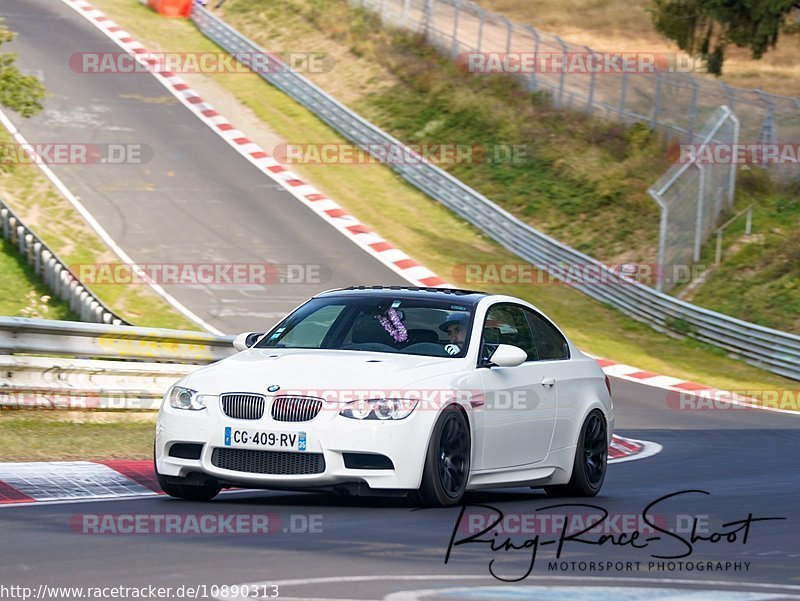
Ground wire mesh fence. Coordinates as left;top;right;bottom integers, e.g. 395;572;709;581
648;107;740;291
354;0;800;180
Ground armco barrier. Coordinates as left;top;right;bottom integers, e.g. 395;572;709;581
189;6;800;380
0;355;192;410
0;199;126;325
0;317;235;409
0;316;235;363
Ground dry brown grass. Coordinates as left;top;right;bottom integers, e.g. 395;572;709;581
478;0;800;95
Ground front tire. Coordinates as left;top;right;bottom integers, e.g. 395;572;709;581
545;409;607;497
154;446;221;501
156;474;221;501
416;407;471;507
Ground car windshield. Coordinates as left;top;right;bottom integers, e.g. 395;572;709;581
256;295;474;358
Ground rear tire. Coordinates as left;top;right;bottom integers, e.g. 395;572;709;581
154;445;221;501
416;407;470;507
544;409;607;497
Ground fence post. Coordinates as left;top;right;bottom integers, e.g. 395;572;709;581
685;73;698;140
525;26;539;92
650;71;662;129
755;90;776;171
618;69;628;117
401;0;410;26
718;82;736;120
727;107;740;209
556;36;568;108
651;191;668;292
423;0;433;38
585;45;596;113
501;15;512;55
693;163;705;262
476;7;485;53
451;0;461;57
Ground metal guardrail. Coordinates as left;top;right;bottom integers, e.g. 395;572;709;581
0;199;126;325
189;6;800;380
0;355;193;410
0;316;235;363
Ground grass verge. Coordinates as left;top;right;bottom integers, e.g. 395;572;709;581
83;0;797;392
0;410;155;461
0;238;75;319
686;170;800;332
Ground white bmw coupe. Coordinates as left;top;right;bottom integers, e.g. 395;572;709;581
155;287;614;506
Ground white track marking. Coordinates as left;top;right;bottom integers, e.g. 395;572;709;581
0;108;224;335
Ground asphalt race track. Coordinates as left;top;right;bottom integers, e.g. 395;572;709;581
1;389;798;598
1;0;407;335
0;0;798;599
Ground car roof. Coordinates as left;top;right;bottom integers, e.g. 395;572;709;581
315;286;489;305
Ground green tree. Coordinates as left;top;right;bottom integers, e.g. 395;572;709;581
0;19;45;117
651;0;800;75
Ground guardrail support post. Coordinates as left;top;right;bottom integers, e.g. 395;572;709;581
1;208;8;240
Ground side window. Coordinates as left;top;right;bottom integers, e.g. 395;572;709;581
483;304;538;362
525;309;570;361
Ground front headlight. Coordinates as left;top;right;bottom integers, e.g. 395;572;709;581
339;398;418;420
167;386;206;411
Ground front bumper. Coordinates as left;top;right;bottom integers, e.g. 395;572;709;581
155;395;433;491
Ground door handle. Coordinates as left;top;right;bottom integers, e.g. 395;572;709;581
540;377;556;388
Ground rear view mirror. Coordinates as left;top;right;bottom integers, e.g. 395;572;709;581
233;332;263;351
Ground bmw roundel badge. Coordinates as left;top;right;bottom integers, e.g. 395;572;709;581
267;384;280;393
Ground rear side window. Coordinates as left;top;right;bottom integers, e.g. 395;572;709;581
525;309;570;361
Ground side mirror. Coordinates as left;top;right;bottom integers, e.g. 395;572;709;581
487;344;527;368
233;332;263;352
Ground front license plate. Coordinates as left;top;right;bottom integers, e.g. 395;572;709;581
224;427;307;451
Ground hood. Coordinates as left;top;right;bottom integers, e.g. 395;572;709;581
181;348;469;396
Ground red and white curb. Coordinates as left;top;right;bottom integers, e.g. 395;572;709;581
61;0;446;289
607;434;661;464
593;356;798;415
0;435;656;506
0;461;161;505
